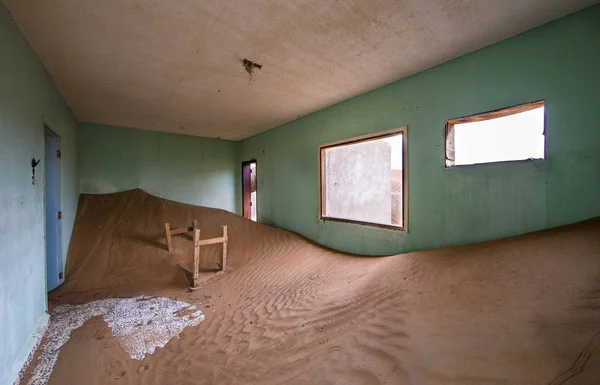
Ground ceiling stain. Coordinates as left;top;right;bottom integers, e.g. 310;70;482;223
242;58;262;81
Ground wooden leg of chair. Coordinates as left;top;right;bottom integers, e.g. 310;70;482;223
222;226;228;271
193;229;201;287
165;223;173;252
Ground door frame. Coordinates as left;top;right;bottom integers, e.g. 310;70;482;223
241;160;257;220
44;124;63;292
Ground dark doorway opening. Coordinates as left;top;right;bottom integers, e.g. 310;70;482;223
242;160;257;221
44;125;63;292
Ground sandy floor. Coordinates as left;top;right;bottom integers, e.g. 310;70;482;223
19;189;600;385
26;296;204;385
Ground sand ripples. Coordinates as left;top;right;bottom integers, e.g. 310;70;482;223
19;190;600;385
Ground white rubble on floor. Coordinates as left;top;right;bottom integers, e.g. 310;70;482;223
26;296;204;385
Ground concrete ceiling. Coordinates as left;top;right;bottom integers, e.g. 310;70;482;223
4;0;599;140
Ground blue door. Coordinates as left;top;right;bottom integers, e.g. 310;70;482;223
44;127;63;292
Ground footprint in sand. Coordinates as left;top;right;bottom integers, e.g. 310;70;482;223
104;360;125;378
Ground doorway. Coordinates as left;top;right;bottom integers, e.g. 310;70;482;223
44;126;63;292
242;160;257;221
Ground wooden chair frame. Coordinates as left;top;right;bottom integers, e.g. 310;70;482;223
164;220;228;288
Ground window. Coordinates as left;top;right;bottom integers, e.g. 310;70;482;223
319;128;407;230
445;100;545;167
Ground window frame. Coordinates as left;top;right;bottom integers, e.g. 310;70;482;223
445;100;546;167
318;127;408;232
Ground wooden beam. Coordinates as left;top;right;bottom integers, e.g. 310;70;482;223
197;237;227;246
222;225;228;271
165;223;173;252
170;226;194;236
446;100;545;126
167;220;199;237
193;228;200;286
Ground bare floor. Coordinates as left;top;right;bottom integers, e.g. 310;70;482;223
20;189;600;384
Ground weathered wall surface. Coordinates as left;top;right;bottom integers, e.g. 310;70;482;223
241;5;600;255
324;140;391;224
0;5;79;385
78;124;242;214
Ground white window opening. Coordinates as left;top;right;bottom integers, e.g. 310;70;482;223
446;101;545;167
319;128;407;230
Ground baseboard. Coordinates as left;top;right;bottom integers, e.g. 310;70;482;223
11;313;50;385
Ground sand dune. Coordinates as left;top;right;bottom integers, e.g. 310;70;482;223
20;189;600;384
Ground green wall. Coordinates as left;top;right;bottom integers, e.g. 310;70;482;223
0;5;79;385
78;124;242;214
1;5;599;383
241;5;600;255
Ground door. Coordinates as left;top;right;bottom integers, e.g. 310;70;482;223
242;161;257;221
44;126;63;292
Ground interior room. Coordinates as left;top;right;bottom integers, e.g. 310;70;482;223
1;1;599;384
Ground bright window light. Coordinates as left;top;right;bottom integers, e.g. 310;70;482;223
446;101;545;167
